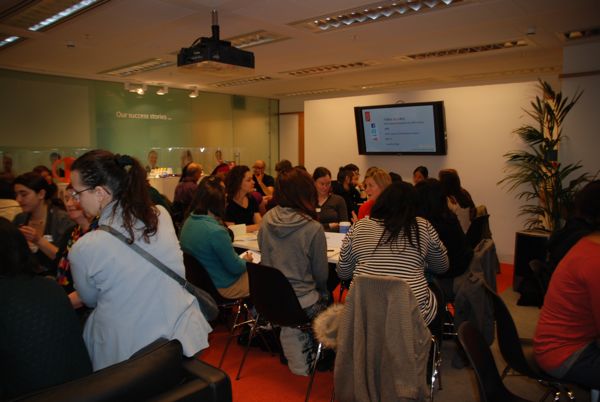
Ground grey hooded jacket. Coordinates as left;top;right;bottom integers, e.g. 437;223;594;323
258;206;329;309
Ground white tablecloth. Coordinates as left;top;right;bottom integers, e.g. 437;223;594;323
232;231;345;264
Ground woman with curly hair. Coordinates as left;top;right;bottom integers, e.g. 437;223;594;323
68;149;211;370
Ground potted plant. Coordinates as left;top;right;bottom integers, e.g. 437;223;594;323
499;80;592;233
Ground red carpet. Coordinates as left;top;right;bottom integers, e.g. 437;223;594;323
198;264;514;401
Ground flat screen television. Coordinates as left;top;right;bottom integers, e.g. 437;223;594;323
354;101;447;155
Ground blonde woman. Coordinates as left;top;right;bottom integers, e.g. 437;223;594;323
357;167;392;220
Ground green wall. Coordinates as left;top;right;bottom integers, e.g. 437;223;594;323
0;69;279;175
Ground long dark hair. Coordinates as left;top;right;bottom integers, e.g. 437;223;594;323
371;181;420;251
275;167;318;220
415;178;456;224
71;150;157;243
188;176;226;219
225;165;250;201
439;168;474;208
0;217;37;276
13;172;53;200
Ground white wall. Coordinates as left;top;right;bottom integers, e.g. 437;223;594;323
303;81;545;263
279;114;299;165
561;42;600;177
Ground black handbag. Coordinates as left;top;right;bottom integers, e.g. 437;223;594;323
98;225;219;321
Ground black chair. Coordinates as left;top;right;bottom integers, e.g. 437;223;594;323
466;213;490;249
182;253;252;368
428;279;445;395
484;284;574;401
10;338;232;402
237;262;324;402
458;322;533;402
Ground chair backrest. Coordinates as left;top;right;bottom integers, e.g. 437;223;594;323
458;322;531;402
484;284;537;378
467;214;490;249
246;262;309;327
335;274;431;401
183;252;230;305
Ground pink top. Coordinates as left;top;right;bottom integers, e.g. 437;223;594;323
533;237;600;371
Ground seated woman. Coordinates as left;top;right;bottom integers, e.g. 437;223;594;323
13;172;74;277
337;181;449;325
0;217;92;398
225;165;262;233
356;167;391;220
68;150;211;370
180;176;253;299
56;184;97;311
439;168;475;233
534;180;600;389
259;167;330;376
313;167;348;232
416;178;473;298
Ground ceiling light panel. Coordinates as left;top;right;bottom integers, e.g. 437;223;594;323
227;30;289;49
289;0;467;33
0;0;107;31
281;61;378;77
211;75;275;88
99;59;175;77
403;39;528;61
563;27;600;41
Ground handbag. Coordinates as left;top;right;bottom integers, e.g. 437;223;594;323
98;225;219;321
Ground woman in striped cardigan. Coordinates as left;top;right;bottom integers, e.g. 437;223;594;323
337;181;449;325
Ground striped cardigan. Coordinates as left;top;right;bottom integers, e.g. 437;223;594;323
337;216;448;325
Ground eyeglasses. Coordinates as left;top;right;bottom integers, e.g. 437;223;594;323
70;187;94;201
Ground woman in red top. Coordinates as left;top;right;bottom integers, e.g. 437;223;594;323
533;180;600;389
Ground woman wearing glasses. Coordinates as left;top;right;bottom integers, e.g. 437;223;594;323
55;184;97;312
13;172;74;277
67;150;211;370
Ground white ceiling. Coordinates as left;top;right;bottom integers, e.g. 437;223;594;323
0;0;598;100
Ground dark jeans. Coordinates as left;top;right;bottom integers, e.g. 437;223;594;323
562;341;600;389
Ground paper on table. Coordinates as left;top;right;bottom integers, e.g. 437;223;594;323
327;249;340;259
235;232;258;242
240;249;261;263
325;232;346;249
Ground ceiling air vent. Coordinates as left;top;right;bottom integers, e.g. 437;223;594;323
404;39;528;61
212;75;275;88
454;66;560;80
281;61;377;77
276;88;342;97
99;59;175;77
228;30;289;49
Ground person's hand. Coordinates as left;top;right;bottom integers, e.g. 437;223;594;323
329;222;340;231
18;225;40;244
242;251;254;262
351;211;358;223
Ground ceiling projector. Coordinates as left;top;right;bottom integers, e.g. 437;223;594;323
177;10;254;69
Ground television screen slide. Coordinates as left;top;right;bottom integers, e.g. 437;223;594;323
361;104;436;153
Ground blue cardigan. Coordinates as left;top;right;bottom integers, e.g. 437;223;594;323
180;214;247;288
